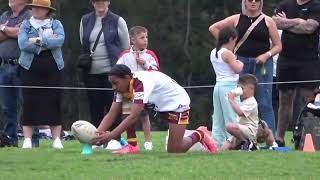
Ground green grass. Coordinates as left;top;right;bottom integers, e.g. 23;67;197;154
1;132;320;180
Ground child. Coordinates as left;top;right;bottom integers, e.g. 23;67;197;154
220;74;259;151
210;26;244;148
221;119;275;150
113;26;159;153
92;64;217;154
307;88;320;110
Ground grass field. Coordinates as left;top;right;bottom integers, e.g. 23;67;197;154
1;131;320;180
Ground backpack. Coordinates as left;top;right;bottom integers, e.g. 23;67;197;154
0;131;15;147
293;101;320;150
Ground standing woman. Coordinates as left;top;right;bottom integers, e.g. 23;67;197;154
209;0;282;134
79;0;130;132
18;0;65;149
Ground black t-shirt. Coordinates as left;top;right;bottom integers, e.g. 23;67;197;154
236;14;270;57
275;0;320;61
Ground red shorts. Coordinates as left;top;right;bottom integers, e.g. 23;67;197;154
160;110;189;125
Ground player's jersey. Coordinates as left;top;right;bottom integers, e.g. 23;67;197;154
114;71;190;112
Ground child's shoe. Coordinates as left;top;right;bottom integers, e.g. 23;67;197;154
144;142;153;151
52;138;64;149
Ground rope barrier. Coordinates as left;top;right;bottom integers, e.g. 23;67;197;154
0;79;319;90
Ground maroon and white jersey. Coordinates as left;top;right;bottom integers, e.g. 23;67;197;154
114;71;190;112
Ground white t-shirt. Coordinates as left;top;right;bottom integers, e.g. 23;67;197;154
210;48;239;82
114;71;190;112
237;96;259;134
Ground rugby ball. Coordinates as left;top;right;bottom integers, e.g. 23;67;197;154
71;120;97;144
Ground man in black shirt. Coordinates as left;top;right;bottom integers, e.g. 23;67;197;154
272;0;320;146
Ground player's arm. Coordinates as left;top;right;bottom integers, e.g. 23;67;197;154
228;92;244;116
97;101;122;132
222;51;243;74
209;14;239;40
108;103;144;139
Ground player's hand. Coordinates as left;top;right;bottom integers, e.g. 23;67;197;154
91;131;111;145
255;53;269;64
136;57;146;65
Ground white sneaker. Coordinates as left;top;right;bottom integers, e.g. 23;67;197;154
52;138;64;149
105;139;122;150
144;142;153;151
22;138;32;149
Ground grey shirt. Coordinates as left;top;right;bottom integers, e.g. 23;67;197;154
79;16;129;74
0;8;31;59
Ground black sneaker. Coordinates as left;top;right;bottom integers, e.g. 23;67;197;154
275;139;285;147
240;139;257;151
250;143;258;151
240;139;251;151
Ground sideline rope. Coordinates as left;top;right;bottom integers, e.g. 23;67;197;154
0;79;319;90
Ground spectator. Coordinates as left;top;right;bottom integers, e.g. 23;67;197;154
113;26;159;153
79;0;130;140
91;64;217;154
18;0;65;149
0;0;30;147
272;0;320;146
220;74;259;151
209;0;282;134
210;26;244;148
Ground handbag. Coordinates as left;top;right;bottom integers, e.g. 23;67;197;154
78;27;104;71
234;14;265;53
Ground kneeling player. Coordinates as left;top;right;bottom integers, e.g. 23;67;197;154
91;64;217;154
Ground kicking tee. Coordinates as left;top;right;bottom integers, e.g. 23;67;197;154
114;71;190;112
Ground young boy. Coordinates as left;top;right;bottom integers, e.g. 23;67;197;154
220;74;259;151
113;26;159;153
91;64;217;154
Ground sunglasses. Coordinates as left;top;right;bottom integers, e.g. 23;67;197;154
247;0;261;2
